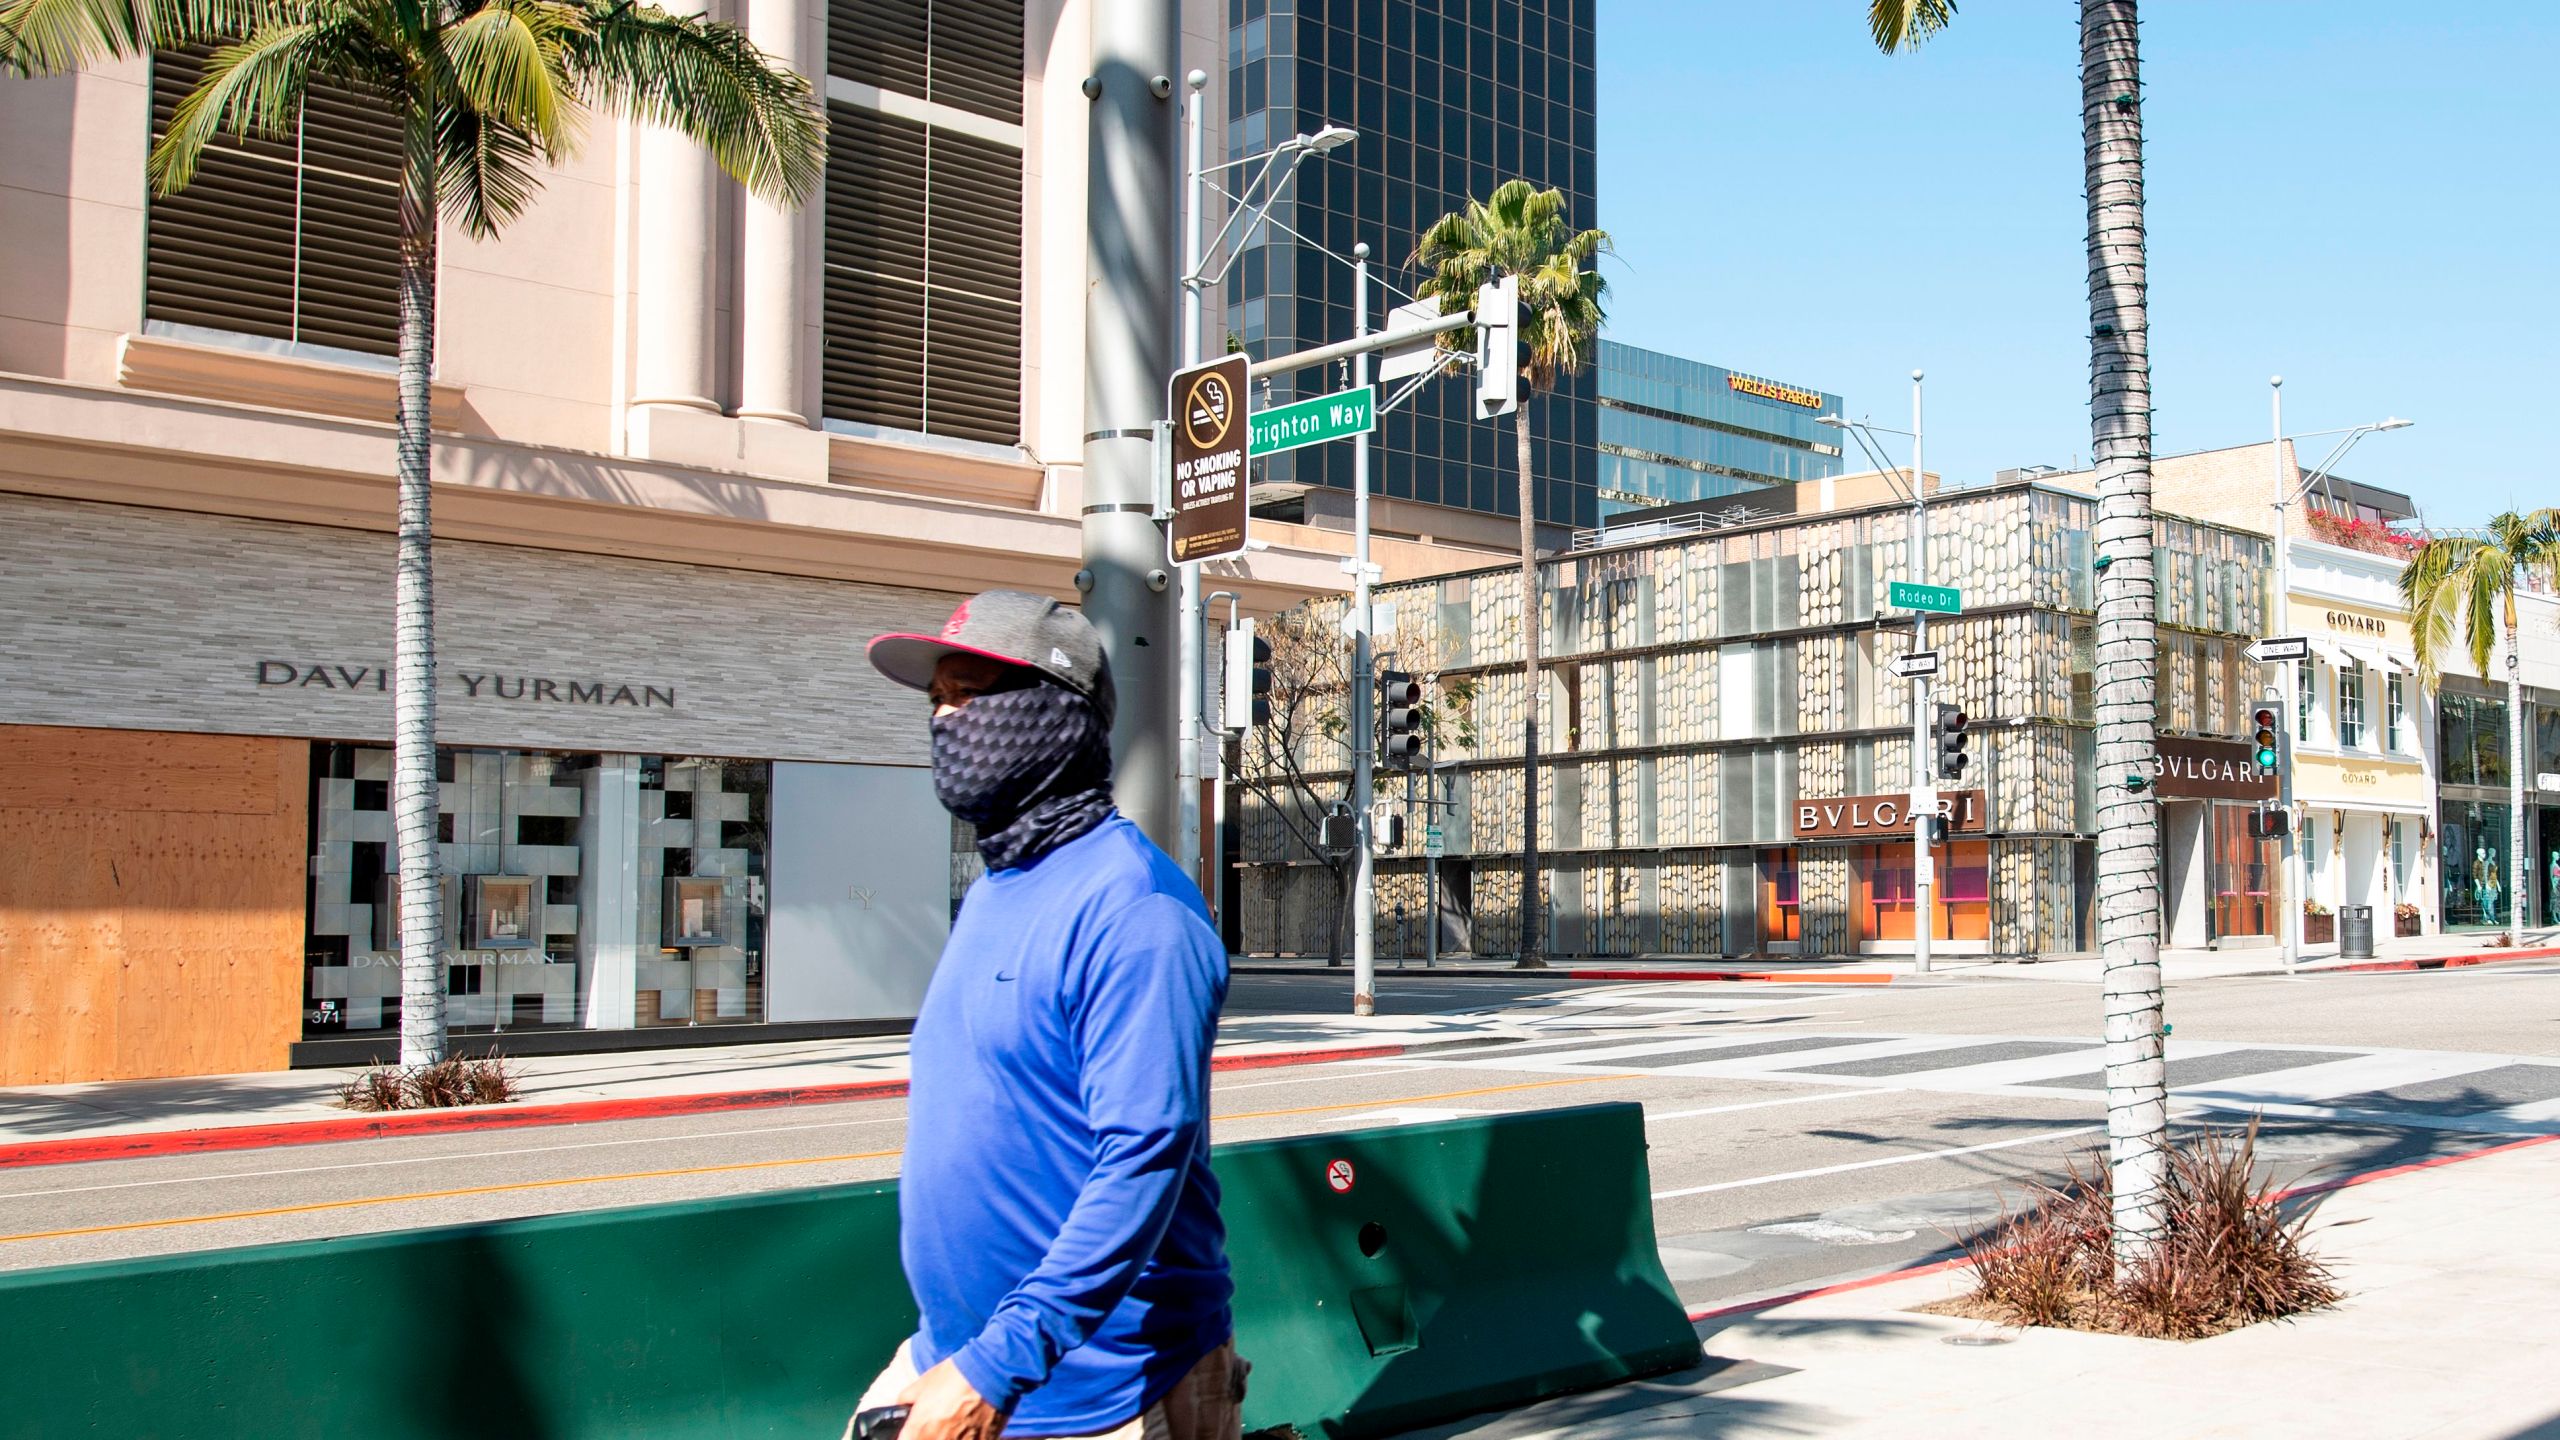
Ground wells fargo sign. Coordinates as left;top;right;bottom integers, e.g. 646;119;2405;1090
1727;374;1824;410
1796;789;1986;841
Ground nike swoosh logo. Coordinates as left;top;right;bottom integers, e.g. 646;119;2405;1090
994;971;1017;982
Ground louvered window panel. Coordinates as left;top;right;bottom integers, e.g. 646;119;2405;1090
145;48;402;356
822;102;1021;446
921;128;1022;444
822;103;930;432
828;0;1021;125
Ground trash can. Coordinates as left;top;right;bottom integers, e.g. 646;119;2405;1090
2339;903;2376;960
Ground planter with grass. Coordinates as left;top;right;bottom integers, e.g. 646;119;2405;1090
336;1054;522;1112
1926;1120;2339;1340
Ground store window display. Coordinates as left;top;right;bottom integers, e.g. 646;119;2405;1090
302;744;770;1037
2438;800;2511;931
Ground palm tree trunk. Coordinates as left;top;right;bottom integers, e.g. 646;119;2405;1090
393;108;445;1067
2508;609;2526;946
2082;0;2167;1266
1515;399;1543;967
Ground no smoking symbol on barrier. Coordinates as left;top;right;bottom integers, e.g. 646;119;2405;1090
1325;1159;1356;1193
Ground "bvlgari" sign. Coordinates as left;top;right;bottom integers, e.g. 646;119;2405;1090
1796;789;1987;840
2147;736;2274;801
256;660;676;708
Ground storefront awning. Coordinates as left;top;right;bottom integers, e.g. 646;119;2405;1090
2305;637;2351;669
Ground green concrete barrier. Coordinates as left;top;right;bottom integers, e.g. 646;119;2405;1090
0;1102;1696;1439
1225;1102;1702;1438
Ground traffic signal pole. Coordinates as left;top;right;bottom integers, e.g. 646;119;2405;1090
1082;0;1180;850
1349;245;1377;1017
1911;372;1932;976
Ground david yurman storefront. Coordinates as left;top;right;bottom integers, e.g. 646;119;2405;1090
0;492;966;1083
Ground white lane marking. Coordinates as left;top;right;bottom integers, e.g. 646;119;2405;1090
0;1114;913;1202
1650;1124;2104;1200
0;1062;1446;1202
1644;1090;1882;1123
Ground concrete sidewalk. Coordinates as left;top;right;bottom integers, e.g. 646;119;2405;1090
0;1011;1520;1158
1404;1135;2560;1440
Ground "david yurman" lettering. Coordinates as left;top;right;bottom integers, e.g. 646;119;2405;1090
257;661;673;708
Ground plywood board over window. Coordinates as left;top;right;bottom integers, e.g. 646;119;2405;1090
0;726;307;1085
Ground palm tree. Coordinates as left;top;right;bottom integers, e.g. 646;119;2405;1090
1872;0;2168;1263
1413;180;1608;969
2401;510;2560;948
4;0;824;1064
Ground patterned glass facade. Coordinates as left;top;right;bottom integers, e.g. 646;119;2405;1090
1225;0;1600;527
1236;481;2280;961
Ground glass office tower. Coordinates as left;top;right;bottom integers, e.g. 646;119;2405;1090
1595;342;1845;520
1226;0;1600;532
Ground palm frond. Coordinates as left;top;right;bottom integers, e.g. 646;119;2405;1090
0;0;287;74
564;0;822;203
436;101;546;236
1869;0;1956;54
149;23;324;190
444;0;576;152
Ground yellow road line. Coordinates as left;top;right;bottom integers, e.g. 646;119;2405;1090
0;1073;1624;1245
0;1149;905;1245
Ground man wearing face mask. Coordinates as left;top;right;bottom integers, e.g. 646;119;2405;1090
852;590;1241;1440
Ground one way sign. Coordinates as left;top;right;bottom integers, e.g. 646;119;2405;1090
1889;650;1941;680
2246;636;2311;664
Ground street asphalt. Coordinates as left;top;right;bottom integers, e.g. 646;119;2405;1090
1;964;2553;1318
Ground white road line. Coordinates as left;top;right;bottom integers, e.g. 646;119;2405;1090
0;1114;914;1202
1650;1124;2104;1200
1643;1090;1883;1123
0;1063;1454;1202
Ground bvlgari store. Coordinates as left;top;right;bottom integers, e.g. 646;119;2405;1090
0;493;966;1085
2152;735;2282;947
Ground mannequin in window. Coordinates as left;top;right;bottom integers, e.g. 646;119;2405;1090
2476;846;2502;925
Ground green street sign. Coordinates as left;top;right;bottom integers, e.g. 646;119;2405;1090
1249;386;1375;456
1423;823;1445;858
1889;581;1963;615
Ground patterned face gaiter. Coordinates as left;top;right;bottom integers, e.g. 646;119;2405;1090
929;680;1117;872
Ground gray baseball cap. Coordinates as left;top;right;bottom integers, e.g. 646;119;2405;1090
867;589;1116;721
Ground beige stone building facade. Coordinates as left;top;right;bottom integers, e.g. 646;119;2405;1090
0;0;1466;1083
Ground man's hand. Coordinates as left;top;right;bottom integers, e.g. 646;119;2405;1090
898;1359;1006;1440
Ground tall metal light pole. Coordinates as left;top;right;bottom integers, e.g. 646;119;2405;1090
1176;84;1354;904
1082;0;1180;848
1909;370;1932;976
2266;374;2414;965
1822;380;1933;975
1349;243;1378;1016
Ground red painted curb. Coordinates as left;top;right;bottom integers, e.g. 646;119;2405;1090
0;1040;1416;1172
2319;946;2560;975
1567;968;1896;985
1684;1131;2560;1324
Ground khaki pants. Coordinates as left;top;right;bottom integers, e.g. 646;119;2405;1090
847;1340;1246;1440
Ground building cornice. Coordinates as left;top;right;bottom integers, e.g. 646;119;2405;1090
0;373;1347;615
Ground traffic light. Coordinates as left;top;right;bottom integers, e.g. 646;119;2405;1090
2252;701;2286;772
2248;803;2291;839
1932;702;1970;782
1473;275;1519;418
1320;805;1357;856
1224;619;1272;730
1379;670;1423;765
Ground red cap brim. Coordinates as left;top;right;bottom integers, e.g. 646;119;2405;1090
866;633;1037;692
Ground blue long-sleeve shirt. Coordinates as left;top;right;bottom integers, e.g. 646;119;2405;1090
901;813;1234;1436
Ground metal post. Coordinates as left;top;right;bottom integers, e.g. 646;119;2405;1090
1425;754;1441;971
1910;369;1932;976
1081;0;1181;850
1176;71;1208;896
1350;243;1377;1016
2273;376;2302;968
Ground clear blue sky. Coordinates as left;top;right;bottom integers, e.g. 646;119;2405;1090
1595;1;2555;529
